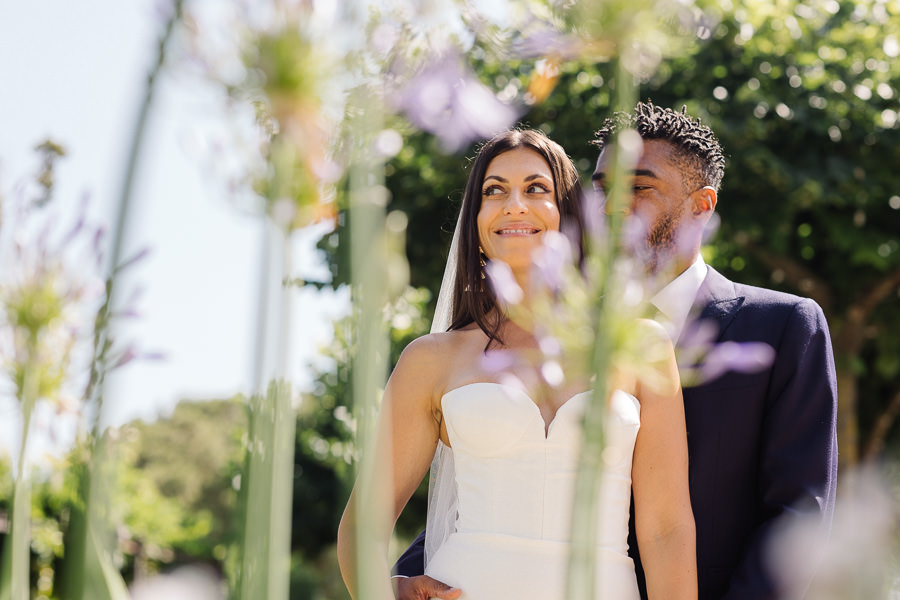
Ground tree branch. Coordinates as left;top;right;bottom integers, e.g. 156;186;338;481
851;263;900;322
742;242;834;313
862;388;900;463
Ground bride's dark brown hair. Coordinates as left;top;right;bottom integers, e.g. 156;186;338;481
447;129;586;347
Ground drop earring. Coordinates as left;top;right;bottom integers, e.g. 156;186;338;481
478;245;487;279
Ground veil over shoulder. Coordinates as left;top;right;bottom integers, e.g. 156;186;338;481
424;209;461;566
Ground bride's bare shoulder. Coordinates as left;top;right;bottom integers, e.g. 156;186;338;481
390;327;484;403
400;325;484;367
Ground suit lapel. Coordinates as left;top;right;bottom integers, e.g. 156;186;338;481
674;268;746;379
686;267;744;344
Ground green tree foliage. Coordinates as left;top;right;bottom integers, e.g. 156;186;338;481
637;1;900;465
0;399;247;597
318;1;900;468
116;398;246;569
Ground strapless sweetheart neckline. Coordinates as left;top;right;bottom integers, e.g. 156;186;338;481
441;382;591;439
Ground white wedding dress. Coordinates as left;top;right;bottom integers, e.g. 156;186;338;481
424;382;641;599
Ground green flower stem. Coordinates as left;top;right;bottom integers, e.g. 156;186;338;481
347;85;392;600
64;3;184;599
235;204;297;599
1;362;38;600
234;47;305;597
3;476;30;600
565;56;637;599
87;0;183;426
236;380;295;600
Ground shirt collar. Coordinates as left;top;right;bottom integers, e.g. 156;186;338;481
650;254;708;342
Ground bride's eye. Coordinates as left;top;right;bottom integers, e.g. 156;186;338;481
527;183;550;194
483;185;505;196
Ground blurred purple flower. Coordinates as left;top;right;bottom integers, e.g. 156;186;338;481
676;318;721;367
538;334;562;358
498;373;527;396
700;341;775;382
113;347;138;369
112;347;166;369
58;192;90;249
115;246;152;274
677;318;776;384
532;230;573;294
92;226;107;268
581;188;608;237
485;259;523;305
394;56;518;152
672;215;707;261
621;213;651;262
702;211;721;244
482;349;516;373
511;23;583;60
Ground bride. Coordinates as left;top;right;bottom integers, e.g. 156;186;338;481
337;129;696;599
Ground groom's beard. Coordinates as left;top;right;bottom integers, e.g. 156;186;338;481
645;210;682;275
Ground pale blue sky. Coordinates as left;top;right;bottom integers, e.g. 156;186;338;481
0;0;345;461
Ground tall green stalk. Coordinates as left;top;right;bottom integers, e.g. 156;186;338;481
233;203;297;600
565;56;638;599
60;2;183;599
0;364;39;600
235;378;295;600
347;84;392;600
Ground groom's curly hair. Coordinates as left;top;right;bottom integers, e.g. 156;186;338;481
593;100;726;192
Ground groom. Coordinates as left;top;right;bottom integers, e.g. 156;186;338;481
393;102;838;600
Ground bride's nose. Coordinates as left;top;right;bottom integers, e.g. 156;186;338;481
502;191;529;215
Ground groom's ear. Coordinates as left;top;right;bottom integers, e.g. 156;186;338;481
690;186;717;215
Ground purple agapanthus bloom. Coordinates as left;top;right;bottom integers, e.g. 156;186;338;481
677;318;776;383
699;341;775;382
581;188;608;237
620;213;651;261
676;318;724;370
532;230;573;294
510;21;584;60
481;349;517;373
485;259;523;305
394;55;518;152
538;334;562;358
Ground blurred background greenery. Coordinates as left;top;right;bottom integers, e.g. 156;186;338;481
2;0;899;598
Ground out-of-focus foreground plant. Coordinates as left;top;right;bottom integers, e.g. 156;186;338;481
7;0;898;598
0;138;139;600
1;1;178;598
0;141;109;600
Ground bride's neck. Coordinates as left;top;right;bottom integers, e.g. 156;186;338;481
511;267;535;311
486;267;538;337
490;307;537;344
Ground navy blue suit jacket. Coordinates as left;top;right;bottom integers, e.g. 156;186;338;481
394;267;838;600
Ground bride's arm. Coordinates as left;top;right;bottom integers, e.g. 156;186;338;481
337;336;445;599
630;321;697;600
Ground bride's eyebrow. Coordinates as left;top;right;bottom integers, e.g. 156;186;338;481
484;174;551;184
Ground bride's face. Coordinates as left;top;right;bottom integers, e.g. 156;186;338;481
477;147;560;272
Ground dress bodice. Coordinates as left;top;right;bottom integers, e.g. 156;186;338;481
441;383;640;552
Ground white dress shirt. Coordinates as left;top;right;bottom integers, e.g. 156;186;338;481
649;254;708;343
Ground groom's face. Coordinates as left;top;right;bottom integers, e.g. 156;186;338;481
592;139;695;274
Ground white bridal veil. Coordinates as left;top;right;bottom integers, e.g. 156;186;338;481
423;208;462;567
